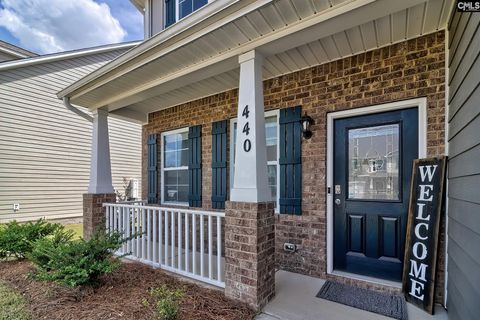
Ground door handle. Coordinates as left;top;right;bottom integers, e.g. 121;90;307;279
335;199;341;205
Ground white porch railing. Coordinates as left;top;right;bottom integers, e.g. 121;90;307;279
103;203;225;288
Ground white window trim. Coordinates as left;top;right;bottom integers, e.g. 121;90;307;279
326;98;427;286
161;127;189;206
230;109;280;213
167;0;212;26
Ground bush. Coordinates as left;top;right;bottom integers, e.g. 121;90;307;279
0;219;62;259
28;230;126;287
144;285;185;320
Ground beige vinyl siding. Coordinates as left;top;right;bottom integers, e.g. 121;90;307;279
447;10;480;320
0;49;142;222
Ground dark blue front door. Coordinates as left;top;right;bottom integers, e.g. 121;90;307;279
333;108;418;281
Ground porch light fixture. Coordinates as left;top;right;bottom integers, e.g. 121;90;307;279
300;113;314;139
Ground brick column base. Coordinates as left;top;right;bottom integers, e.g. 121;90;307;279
224;201;275;311
83;193;116;240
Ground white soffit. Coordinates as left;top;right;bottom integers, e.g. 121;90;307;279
73;0;451;119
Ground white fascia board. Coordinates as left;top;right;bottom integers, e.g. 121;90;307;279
85;0;429;111
129;0;145;12
56;0;268;99
0;42;140;72
0;46;30;59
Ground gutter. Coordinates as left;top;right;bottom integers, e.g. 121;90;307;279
63;97;93;122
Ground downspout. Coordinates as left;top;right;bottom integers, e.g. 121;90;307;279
62;97;93;122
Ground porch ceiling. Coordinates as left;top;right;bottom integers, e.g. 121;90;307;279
59;0;452;123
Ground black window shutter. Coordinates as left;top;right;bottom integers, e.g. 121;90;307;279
211;120;228;209
147;134;158;204
279;106;302;215
188;125;202;207
165;0;176;28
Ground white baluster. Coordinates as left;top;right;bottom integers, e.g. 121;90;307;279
126;207;131;254
185;212;189;273
171;211;175;268
159;210;163;265
208;215;212;280
192;213;197;275
147;209;151;262
142;208;146;260
123;207;128;254
217;215;222;281
178;211;182;270
153;209;158;264
136;208;141;258
200;214;204;277
165;211;169;267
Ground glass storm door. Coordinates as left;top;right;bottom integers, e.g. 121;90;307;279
333;108;418;281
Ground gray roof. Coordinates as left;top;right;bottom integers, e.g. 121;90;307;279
0;40;37;58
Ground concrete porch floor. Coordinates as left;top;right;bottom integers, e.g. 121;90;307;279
257;270;448;320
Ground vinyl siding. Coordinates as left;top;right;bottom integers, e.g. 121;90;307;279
447;10;480;320
0;49;142;222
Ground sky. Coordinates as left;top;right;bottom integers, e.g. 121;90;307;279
0;0;144;55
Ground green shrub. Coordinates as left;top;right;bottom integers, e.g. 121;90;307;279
28;230;125;287
0;219;62;259
145;285;185;320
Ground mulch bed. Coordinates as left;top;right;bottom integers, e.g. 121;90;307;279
0;260;255;320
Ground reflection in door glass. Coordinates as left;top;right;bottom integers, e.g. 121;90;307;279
348;124;400;200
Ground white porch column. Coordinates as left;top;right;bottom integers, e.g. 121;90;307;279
230;50;271;203
88;108;114;194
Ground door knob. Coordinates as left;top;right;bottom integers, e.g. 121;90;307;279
335;199;341;205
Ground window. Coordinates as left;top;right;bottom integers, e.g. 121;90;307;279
161;128;189;205
165;0;208;27
230;110;280;211
179;0;208;19
348;124;400;200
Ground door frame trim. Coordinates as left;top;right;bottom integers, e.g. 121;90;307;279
326;98;427;282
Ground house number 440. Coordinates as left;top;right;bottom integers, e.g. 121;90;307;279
242;105;251;152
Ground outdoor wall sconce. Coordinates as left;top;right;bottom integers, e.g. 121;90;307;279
300;113;314;139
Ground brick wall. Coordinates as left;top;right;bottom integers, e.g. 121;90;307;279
143;31;446;303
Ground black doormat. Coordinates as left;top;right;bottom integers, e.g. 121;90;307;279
316;281;407;320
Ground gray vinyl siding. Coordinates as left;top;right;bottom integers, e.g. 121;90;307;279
0;49;142;222
447;11;480;320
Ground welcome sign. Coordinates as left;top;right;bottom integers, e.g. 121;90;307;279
402;157;446;314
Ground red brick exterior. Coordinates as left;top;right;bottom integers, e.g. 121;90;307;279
143;32;446;303
224;201;275;310
83;193;116;240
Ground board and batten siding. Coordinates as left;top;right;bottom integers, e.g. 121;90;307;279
0;49;142;223
447;10;480;320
